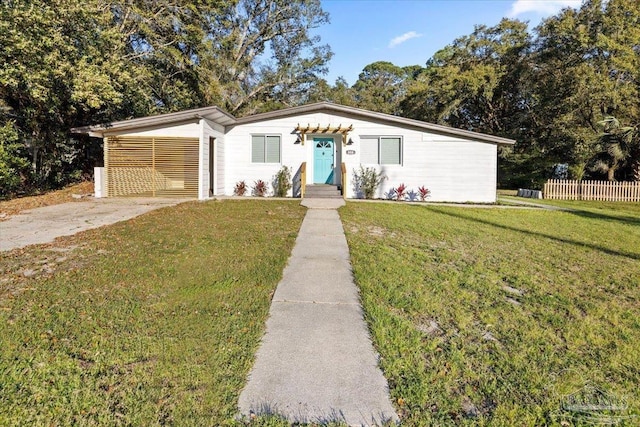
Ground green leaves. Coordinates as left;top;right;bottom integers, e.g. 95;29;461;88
1;0;333;195
594;115;639;180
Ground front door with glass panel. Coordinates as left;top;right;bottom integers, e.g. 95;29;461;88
313;138;334;184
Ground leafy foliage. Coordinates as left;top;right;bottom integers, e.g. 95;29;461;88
352;165;386;199
0;121;29;198
0;0;332;197
252;179;269;197
272;166;292;197
417;186;431;201
393;183;407;201
592;116;639;181
234;180;248;196
310;0;640;188
405;189;419;202
352;62;416;115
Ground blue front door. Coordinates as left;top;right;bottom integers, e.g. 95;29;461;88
313;138;334;184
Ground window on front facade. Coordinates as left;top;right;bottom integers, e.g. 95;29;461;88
359;136;402;165
251;135;281;163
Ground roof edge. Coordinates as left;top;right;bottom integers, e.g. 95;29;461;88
234;102;516;145
71;105;237;137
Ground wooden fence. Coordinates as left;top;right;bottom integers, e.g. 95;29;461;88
543;179;640;202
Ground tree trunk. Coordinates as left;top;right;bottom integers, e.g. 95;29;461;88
607;163;616;181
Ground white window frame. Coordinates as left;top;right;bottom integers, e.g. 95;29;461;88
359;135;403;165
251;134;281;164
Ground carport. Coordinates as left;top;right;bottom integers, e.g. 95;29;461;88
105;136;199;197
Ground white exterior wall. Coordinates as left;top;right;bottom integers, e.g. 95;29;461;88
225;117;312;196
94;167;105;198
108;121;201;138
349;132;497;202
216;130;225;196
201;119;225;199
224;112;498;202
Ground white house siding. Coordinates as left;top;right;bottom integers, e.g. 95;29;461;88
216;136;225;195
225;112;499;202
353;133;497;202
225;118;309;196
201;119;225;199
423;138;497;203
225;112;405;196
108;121;201;138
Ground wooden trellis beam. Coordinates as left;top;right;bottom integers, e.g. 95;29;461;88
294;123;354;145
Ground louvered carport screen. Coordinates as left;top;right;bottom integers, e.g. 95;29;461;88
105;136;199;197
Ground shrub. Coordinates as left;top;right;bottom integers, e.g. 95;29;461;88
352;165;386;199
394;183;407;201
233;180;247;196
418;186;431;201
0;121;30;198
273;166;292;197
252;179;268;197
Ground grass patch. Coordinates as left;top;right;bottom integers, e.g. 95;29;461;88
341;202;640;426
0;200;305;425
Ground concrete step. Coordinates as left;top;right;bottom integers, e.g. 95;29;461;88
304;185;343;199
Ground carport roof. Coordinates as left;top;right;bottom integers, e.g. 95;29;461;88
71;106;236;137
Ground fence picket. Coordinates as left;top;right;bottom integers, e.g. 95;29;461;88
542;180;640;202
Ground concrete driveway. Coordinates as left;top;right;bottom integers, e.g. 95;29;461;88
0;198;189;252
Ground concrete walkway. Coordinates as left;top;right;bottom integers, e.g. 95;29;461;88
238;198;399;426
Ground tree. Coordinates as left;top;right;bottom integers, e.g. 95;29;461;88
401;19;532;135
592;116;639;181
531;0;640;179
305;77;357;106
1;0;333;195
352;61;416;115
400;19;537;187
203;0;332;114
0;0;151;189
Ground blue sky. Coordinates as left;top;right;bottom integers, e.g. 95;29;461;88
317;0;582;85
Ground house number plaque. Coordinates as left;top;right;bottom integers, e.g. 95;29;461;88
346;150;356;155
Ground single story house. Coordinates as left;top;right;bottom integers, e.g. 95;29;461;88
73;102;515;202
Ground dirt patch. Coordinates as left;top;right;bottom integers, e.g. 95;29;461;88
367;226;397;238
0;243;86;302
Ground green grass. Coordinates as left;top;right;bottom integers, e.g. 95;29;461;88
341;202;640;426
0;200;305;426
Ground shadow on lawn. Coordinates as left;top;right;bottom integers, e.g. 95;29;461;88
564;208;640;227
423;206;640;261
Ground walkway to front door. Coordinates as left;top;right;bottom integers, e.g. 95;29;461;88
313;138;334;184
237;197;398;425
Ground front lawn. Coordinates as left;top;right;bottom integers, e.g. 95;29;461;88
341;202;640;426
0;200;305;425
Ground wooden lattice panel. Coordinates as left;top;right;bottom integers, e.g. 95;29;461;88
105;136;199;197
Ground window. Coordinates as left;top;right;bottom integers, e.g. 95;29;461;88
380;137;401;164
251;135;281;163
359;136;402;165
